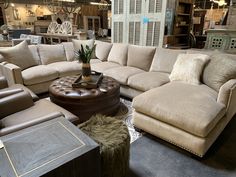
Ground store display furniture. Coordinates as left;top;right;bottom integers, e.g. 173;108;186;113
0;117;100;177
89;42;236;157
165;0;194;49
49;75;120;123
1;40;235;157
0;77;79;136
79;115;130;177
205;29;236;54
0;40;101;94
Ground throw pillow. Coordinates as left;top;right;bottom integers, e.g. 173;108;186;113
203;53;236;91
169;53;210;85
72;39;96;59
0;40;37;70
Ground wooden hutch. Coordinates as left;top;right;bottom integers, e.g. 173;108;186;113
165;0;194;49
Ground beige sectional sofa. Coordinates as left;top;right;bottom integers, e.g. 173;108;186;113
1;40;236;157
0;40;101;94
90;42;236;157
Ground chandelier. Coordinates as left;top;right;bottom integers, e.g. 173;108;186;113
90;0;110;10
211;0;227;6
61;1;81;14
44;0;80;14
0;0;10;9
44;0;62;13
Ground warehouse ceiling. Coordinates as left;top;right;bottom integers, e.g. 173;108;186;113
0;0;111;5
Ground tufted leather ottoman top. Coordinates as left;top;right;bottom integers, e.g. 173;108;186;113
49;75;120;123
49;75;120;99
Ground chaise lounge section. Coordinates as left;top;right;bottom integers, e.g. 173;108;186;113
90;42;236;157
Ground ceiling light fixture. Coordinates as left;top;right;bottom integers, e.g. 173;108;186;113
211;0;227;6
90;0;110;10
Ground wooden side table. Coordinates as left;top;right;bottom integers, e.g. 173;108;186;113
0;117;100;177
0;40;12;47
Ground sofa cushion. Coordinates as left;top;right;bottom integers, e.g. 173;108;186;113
203;53;236;91
62;42;75;61
150;48;187;73
127;45;156;71
90;59;102;64
28;45;41;65
91;61;121;73
38;44;66;65
47;61;81;77
187;49;216;55
22;65;59;85
133;82;226;137
95;40;113;61
169;53;210;85
72;39;95;59
107;43;128;65
0;41;37;70
104;66;145;85
128;72;170;91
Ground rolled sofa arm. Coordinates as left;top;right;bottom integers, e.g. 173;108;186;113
0;88;23;98
0;90;34;119
0;76;8;89
217;79;236;119
0;62;23;86
0;112;64;136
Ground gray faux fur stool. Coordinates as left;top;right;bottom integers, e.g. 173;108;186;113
78;114;130;177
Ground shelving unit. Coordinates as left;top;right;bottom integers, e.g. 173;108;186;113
165;0;193;49
83;16;101;34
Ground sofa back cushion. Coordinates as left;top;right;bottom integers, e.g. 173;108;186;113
28;45;41;65
62;42;75;61
203;53;236;91
150;48;187;73
38;44;66;65
107;43;128;65
0;40;38;70
95;40;113;61
127;45;156;71
72;39;96;59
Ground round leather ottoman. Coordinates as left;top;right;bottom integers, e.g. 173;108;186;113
49;75;120;123
78;114;130;177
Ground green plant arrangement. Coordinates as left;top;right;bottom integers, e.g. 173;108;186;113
75;44;96;82
75;44;96;63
